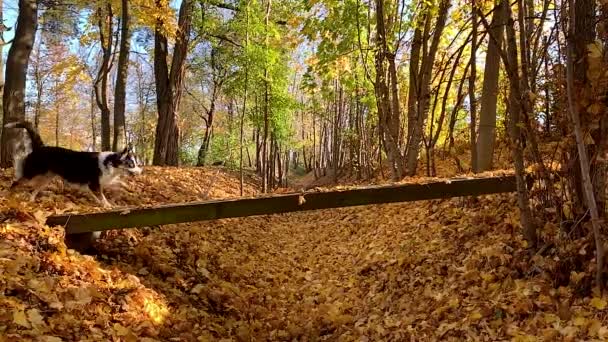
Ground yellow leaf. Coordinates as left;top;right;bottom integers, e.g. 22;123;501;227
585;132;596;145
33;210;46;225
469;312;483;321
27;308;46;329
588;103;603;116
588;319;602;336
481;272;495;282
13;309;30;328
573;316;588;326
114;323;130;336
39;337;63;342
588;41;603;59
590;297;607;310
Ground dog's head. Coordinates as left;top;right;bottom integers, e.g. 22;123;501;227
116;145;143;175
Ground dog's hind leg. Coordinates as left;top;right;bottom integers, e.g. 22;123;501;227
28;176;53;202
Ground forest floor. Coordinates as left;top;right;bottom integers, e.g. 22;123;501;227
1;165;607;341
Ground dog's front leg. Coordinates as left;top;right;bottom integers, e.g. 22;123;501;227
89;182;112;208
99;191;112;208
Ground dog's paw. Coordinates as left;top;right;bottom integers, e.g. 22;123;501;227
100;199;113;209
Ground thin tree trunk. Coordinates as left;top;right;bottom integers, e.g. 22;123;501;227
566;0;604;292
240;1;249;196
113;0;130;151
91;88;96;150
94;4;113;151
405;0;450;176
55;81;59;147
374;0;404;180
505;6;537;248
469;0;478;172
476;0;507;171
32;41;41;130
0;0;4;101
153;0;193;166
261;0;271;192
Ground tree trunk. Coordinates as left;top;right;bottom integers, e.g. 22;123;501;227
239;16;248;195
261;0;271;192
374;0;405;180
469;0;478;173
197;48;224;166
0;0;37;167
405;0;450;176
505;6;537;248
569;0;596;215
566;0;604;291
55;81;59;147
0;0;4;98
113;0;130;151
407;28;422;144
32;41;42;130
153;0;193;166
476;0;507;171
90;87;96;150
94;4;113;151
197;109;214;166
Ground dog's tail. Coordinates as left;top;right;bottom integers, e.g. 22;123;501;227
4;121;44;150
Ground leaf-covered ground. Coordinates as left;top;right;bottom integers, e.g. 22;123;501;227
1;166;608;341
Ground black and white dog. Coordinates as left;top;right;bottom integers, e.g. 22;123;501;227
4;121;142;207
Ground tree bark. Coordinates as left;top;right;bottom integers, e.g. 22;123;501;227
374;0;405;180
469;0;478;172
476;0;507;171
239;4;249;195
261;0;271;192
569;0;596;215
90;87;96;150
505;6;537;248
0;0;37;167
153;0;193;166
197;48;225;166
566;0;604;292
405;0;450;176
94;4;113;151
32;41;42;130
113;0;130;151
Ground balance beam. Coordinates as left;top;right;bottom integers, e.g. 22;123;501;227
46;175;517;234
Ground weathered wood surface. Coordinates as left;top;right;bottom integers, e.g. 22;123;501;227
46;175;517;234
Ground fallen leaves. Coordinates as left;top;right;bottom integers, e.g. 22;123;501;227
1;166;608;340
590;297;607;310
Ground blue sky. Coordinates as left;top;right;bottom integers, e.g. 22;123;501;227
3;0;18;50
1;0;183;59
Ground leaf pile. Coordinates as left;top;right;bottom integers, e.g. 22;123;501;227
1;167;608;340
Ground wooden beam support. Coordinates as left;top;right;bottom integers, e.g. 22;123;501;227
46;175;517;234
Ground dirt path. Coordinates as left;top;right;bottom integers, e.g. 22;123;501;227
94;194;534;341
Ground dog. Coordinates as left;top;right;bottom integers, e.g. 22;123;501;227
4;121;142;208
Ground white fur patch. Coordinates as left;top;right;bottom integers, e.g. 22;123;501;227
4;122;18;128
129;165;143;175
97;152;117;186
13;154;24;180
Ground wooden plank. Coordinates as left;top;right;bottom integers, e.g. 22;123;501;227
46;175;517;234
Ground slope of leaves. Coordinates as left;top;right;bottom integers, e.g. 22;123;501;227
1;167;607;340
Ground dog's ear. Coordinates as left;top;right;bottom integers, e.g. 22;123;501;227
120;146;128;155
